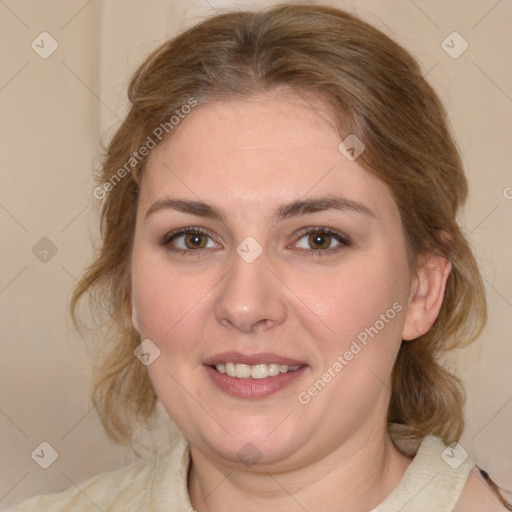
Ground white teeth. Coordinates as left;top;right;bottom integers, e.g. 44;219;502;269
237;364;252;379
213;362;301;378
226;362;236;377
268;363;280;376
251;364;268;379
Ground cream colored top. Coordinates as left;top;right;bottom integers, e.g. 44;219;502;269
8;428;474;512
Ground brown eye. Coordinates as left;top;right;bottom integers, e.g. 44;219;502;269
159;228;220;254
184;233;208;249
308;232;332;250
293;227;351;253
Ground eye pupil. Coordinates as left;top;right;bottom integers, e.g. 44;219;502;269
309;232;330;250
185;233;206;249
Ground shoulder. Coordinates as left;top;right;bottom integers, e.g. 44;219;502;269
453;468;511;512
380;427;511;512
5;439;183;512
7;456;157;512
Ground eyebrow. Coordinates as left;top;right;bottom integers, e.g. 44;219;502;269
145;196;376;222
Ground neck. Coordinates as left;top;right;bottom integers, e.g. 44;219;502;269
188;423;412;512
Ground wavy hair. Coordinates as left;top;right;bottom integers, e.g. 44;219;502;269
71;3;486;447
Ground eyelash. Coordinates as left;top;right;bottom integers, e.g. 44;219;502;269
158;226;214;257
158;226;351;257
292;226;351;256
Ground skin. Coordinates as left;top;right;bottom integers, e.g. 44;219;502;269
454;469;511;511
130;88;460;511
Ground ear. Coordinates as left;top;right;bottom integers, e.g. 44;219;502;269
402;253;452;341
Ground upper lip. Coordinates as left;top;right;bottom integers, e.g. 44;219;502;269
203;351;307;367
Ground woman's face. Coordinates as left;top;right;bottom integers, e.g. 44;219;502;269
131;90;415;469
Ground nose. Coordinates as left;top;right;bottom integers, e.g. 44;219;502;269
213;250;287;334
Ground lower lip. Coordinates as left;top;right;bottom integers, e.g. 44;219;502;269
204;365;307;399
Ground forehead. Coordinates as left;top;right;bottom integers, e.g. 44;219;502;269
140;90;397;222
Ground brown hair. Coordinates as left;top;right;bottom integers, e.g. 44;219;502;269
71;3;486;447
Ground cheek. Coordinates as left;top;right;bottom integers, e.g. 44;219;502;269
296;256;407;345
294;256;409;412
301;265;406;394
131;252;208;349
131;258;211;411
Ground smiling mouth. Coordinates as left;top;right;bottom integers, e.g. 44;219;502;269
211;362;303;379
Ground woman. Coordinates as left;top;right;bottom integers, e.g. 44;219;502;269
9;3;510;511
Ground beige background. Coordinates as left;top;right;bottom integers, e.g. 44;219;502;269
1;0;511;508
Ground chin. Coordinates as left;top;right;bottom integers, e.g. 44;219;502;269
188;417;303;468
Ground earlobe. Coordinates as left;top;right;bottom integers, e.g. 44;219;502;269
402;253;452;341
